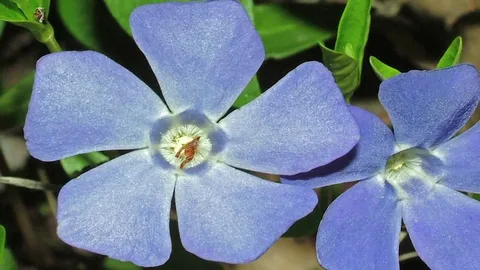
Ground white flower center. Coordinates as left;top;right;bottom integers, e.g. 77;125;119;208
383;148;441;199
159;125;212;169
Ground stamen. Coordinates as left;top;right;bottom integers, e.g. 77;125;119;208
159;125;212;169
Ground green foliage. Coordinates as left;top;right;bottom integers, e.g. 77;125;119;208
0;21;5;37
0;249;18;270
233;76;261;108
437;36;463;69
0;0;50;32
320;0;372;100
0;225;4;261
61;152;109;177
240;0;254;22
0;72;34;130
103;258;141;270
320;42;358;101
369;56;401;81
104;0;187;36
254;4;333;59
57;0;101;51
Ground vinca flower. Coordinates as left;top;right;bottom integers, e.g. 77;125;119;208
24;1;359;267
283;65;480;270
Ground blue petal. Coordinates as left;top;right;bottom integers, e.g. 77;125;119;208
219;62;359;175
282;106;394;187
379;64;480;149
317;177;402;270
174;163;317;263
403;184;480;270
434;122;480;192
130;0;264;121
57;150;175;267
24;51;168;161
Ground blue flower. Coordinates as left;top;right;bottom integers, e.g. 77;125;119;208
283;64;480;270
24;1;359;267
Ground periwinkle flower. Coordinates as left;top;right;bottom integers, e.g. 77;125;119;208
23;1;359;267
284;64;480;270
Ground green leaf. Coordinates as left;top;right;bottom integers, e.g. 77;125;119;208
320;42;358;100
254;4;333;59
437;36;463;69
240;0;254;22
0;0;28;21
335;0;372;67
0;21;5;37
57;0;102;51
320;0;372;98
9;0;39;21
61;152;109;177
104;0;187;36
233;75;261;108
0;225;5;261
0;72;34;129
0;249;18;270
369;56;401;81
103;258;141;270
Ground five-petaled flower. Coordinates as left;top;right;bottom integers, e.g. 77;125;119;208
24;1;359;267
284;64;480;270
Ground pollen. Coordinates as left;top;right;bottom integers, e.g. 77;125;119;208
159;125;212;169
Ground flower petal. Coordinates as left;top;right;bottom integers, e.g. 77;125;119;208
317;177;402;270
282;106;394;187
24;51;168;161
174;163;317;263
379;64;480;148
434;122;480;192
219;62;359;175
130;0;264;121
403;184;480;270
57;150;175;267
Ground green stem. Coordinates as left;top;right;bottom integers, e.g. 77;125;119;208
32;22;62;53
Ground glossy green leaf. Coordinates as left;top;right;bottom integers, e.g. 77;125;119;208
0;0;28;21
104;0;187;36
335;0;372;67
240;0;254;22
320;42;358;100
437;36;463;69
233;75;261;108
0;249;18;270
61;152;109;177
10;0;39;21
0;225;5;261
103;258;141;270
369;56;401;81
0;72;34;129
57;0;102;51
254;4;333;59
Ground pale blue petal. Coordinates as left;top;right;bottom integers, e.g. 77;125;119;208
317;177;402;270
24;51;168;161
175;163;317;263
403;184;480;270
57;150;175;267
219;62;359;175
282;106;394;187
130;0;264;121
379;64;480;148
434;122;480;192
